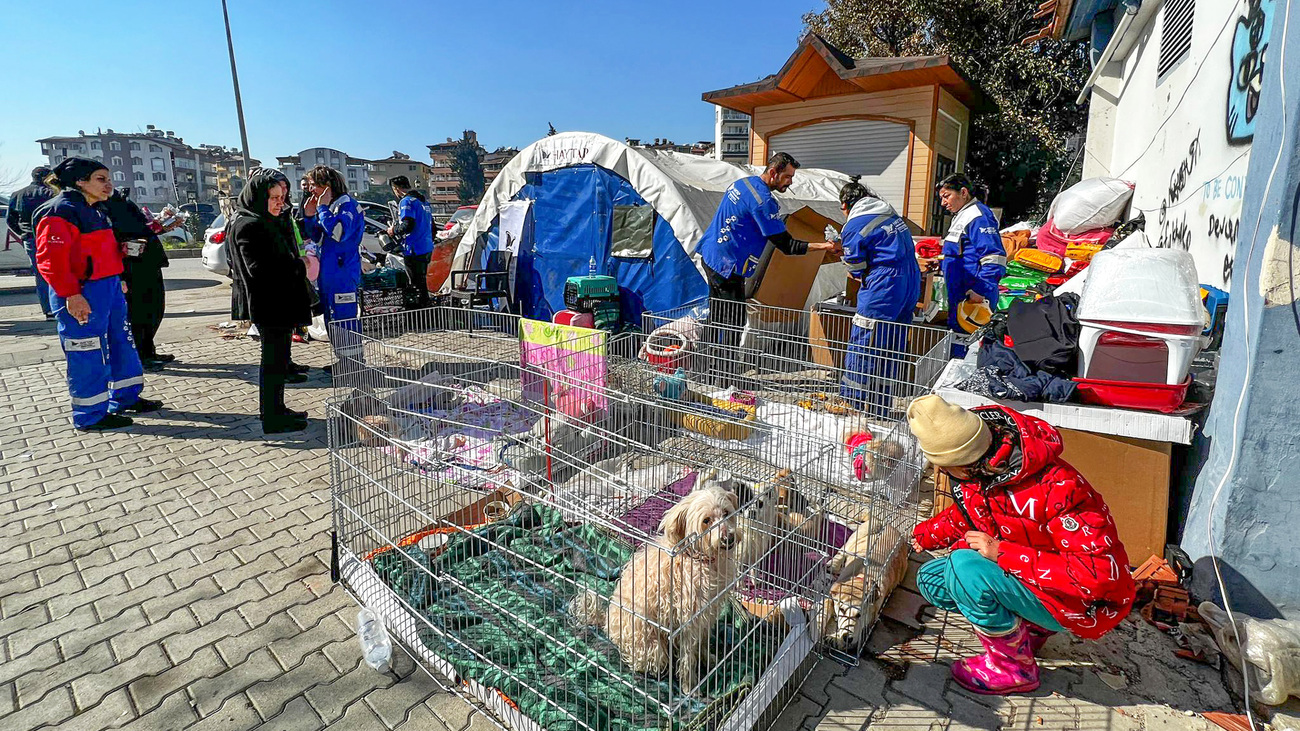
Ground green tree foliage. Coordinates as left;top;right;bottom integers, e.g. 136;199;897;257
804;0;1090;221
451;131;486;205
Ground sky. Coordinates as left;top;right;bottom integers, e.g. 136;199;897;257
1;0;820;186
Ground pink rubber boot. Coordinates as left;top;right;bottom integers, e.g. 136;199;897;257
951;620;1041;695
1025;622;1056;655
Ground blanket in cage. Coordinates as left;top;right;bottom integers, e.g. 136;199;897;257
371;503;781;731
520;319;608;419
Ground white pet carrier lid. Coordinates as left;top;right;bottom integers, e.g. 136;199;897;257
1077;248;1204;326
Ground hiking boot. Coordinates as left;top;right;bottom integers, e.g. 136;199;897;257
263;416;308;435
118;398;164;414
78;413;134;431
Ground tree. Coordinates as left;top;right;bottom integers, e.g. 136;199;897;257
804;0;1091;222
450;131;485;205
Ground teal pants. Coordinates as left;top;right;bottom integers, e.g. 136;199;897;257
917;549;1066;635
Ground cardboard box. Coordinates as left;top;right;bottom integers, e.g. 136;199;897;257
750;206;836;310
809;302;855;370
1057;428;1171;563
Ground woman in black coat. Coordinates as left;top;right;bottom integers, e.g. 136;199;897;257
228;168;313;433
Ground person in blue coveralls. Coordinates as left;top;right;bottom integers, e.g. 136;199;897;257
33;158;163;431
301;165;363;374
697;152;838;372
386;175;434;307
836;177;921;417
937;173;1006;347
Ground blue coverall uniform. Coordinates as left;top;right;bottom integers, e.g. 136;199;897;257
34;191;144;428
304;194;364;362
941;199;1006;333
837;197;921;416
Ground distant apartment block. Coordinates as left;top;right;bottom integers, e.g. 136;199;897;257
714;106;751;163
367;152;432;193
426;131;519;217
37;125;255;208
276;148;371;200
625;137;716;157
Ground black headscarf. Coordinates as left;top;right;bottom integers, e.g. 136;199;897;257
236;167;290;219
52;157;108;189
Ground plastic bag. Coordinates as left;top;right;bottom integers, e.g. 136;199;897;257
1049;177;1134;235
1035;217;1114;256
307;314;329;342
1200;601;1300;705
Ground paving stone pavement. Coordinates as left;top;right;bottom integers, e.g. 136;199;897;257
0;327;1240;730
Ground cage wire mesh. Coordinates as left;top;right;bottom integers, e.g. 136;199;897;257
327;302;951;731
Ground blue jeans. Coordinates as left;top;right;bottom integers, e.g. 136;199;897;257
917;550;1065;635
24;236;52;316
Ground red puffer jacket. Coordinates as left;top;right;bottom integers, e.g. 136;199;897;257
34;190;124;298
913;406;1136;639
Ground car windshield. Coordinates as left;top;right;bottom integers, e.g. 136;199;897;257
209;214;225;230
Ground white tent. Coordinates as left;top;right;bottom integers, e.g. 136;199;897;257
449;131;852;318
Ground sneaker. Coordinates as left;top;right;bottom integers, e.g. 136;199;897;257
117;398;164;414
285;373;309;385
78;413;134;431
292;332;307;343
258;408;308;421
152;354;176;363
288;362;310;375
263;416;308;434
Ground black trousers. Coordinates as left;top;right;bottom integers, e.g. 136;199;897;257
258;326;293;419
404;253;431;307
704;266;752;383
124;261;166;359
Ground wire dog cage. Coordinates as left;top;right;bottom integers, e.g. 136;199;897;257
326;303;950;731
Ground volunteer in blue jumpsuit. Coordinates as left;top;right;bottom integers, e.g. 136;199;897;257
301;165;363;373
696;152;837;376
386;175;434;307
5;166;55;318
937;174;1006;342
836;178;922;417
34;158;162;431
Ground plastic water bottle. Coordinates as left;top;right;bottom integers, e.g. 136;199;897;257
588;256;598;277
356;608;392;673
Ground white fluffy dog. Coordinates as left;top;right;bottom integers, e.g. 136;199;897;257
589;481;740;692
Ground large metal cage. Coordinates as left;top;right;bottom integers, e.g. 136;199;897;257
326;304;949;731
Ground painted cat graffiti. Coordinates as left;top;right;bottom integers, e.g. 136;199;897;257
1227;0;1276;144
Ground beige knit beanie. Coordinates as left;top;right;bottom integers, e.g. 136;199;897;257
906;395;992;467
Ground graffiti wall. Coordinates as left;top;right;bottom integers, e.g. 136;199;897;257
1096;0;1276;292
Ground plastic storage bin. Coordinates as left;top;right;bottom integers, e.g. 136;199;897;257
1073;375;1191;413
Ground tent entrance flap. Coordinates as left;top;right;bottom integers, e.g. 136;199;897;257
490;164;707;324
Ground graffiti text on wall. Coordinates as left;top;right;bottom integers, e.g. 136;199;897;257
1227;0;1276;145
1157;132;1202;251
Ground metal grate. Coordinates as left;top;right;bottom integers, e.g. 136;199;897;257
1157;0;1195;82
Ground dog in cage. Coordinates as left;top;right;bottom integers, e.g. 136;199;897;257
820;496;908;651
570;480;740;692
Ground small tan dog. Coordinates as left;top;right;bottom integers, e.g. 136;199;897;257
576;481;740;692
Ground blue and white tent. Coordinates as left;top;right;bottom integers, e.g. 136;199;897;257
450;132;851;323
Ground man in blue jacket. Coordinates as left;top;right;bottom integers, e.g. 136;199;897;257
5;166;55;318
386;175;434;307
937;173;1006;337
697;152;837;345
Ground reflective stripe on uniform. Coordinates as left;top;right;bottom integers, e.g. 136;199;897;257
846;260;870;273
738;178;764;205
63;337;101;352
71;391;110;407
334;292;357;304
980;254;1007;267
852;313;878;330
109;375;144;390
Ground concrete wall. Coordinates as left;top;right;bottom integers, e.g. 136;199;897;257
1082;0;1272;292
1182;0;1296;619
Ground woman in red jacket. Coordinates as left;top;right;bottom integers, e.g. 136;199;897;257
34;158;162;430
907;395;1135;695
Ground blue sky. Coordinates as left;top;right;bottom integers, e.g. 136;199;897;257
1;0;818;182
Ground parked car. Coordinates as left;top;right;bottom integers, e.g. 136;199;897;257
201;212;399;278
201;214;228;276
443;205;477;231
180;202;218;231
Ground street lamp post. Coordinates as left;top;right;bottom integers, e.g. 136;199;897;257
220;0;252;177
